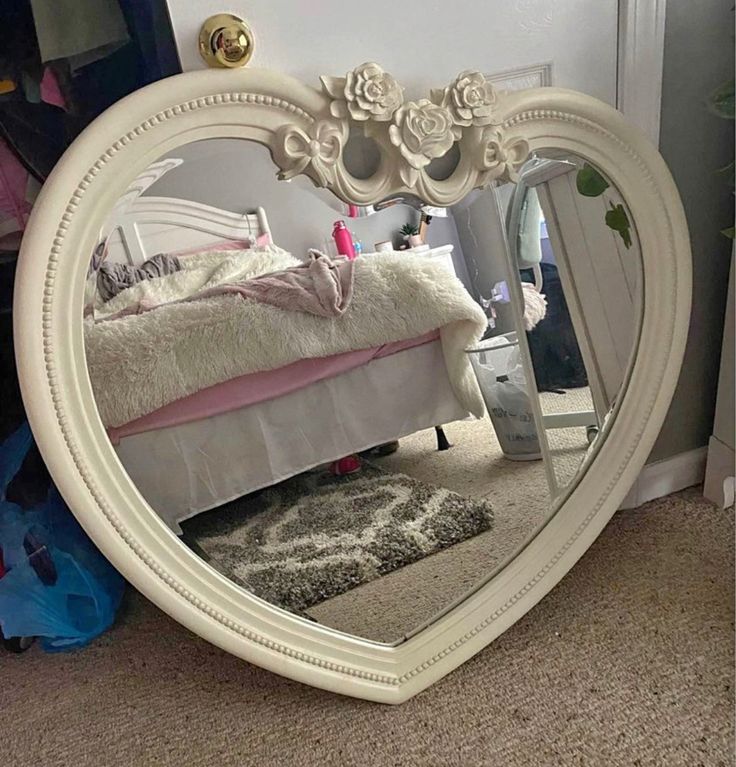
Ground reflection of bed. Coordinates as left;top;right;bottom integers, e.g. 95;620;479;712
92;195;472;531
117;342;466;531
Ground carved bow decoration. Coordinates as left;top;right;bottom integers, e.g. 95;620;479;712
273;120;347;186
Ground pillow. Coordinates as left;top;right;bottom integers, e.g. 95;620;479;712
97;253;182;302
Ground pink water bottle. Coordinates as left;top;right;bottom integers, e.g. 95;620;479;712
332;220;356;260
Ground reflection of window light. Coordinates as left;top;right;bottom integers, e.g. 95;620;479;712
540;219;548;240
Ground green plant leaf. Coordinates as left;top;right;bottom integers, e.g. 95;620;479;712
721;226;735;239
605;202;633;249
709;79;735;120
576;163;610;197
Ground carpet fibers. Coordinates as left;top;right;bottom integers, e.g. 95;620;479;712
182;465;493;615
2;488;732;766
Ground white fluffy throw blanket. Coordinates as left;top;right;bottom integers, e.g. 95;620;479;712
86;249;488;427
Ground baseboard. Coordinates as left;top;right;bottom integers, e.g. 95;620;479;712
619;446;708;510
703;435;736;509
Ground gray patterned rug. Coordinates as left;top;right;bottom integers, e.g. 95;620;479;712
182;465;494;615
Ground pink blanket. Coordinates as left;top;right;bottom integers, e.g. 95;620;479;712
107;330;440;443
209;251;353;318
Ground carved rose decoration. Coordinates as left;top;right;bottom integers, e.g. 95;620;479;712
321;62;403;122
479;130;530;182
274;120;346;186
433;70;497;127
389;100;461;186
274;63;530;193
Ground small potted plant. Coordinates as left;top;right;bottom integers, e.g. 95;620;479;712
400;223;423;248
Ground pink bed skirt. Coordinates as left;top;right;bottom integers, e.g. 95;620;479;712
107;330;440;443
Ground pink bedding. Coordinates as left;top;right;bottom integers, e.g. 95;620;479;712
107;330;440;443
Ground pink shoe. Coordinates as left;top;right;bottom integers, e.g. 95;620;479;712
330;455;362;476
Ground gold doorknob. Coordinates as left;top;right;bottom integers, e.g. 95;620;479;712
199;13;254;68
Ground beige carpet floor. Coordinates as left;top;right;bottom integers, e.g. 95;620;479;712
2;488;733;767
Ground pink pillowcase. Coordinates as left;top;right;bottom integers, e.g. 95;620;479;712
171;233;272;257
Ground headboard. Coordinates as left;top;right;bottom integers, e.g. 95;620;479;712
102;196;272;266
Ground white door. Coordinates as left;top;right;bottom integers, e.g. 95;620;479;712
165;0;620;105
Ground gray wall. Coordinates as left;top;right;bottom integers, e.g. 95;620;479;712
650;0;735;461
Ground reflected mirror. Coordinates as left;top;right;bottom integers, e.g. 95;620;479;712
82;136;641;644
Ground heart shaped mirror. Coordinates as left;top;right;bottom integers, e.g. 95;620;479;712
14;64;690;702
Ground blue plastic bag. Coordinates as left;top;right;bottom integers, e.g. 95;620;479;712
0;423;125;651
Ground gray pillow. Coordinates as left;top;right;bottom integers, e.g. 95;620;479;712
97;253;182;302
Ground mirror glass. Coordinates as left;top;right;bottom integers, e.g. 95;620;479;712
83;137;641;643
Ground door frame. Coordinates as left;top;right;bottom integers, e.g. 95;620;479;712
617;0;667;144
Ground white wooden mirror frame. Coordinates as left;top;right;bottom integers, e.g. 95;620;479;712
14;65;690;703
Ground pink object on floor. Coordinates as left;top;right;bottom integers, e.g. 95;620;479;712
107;330;440;443
330;455;362;476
